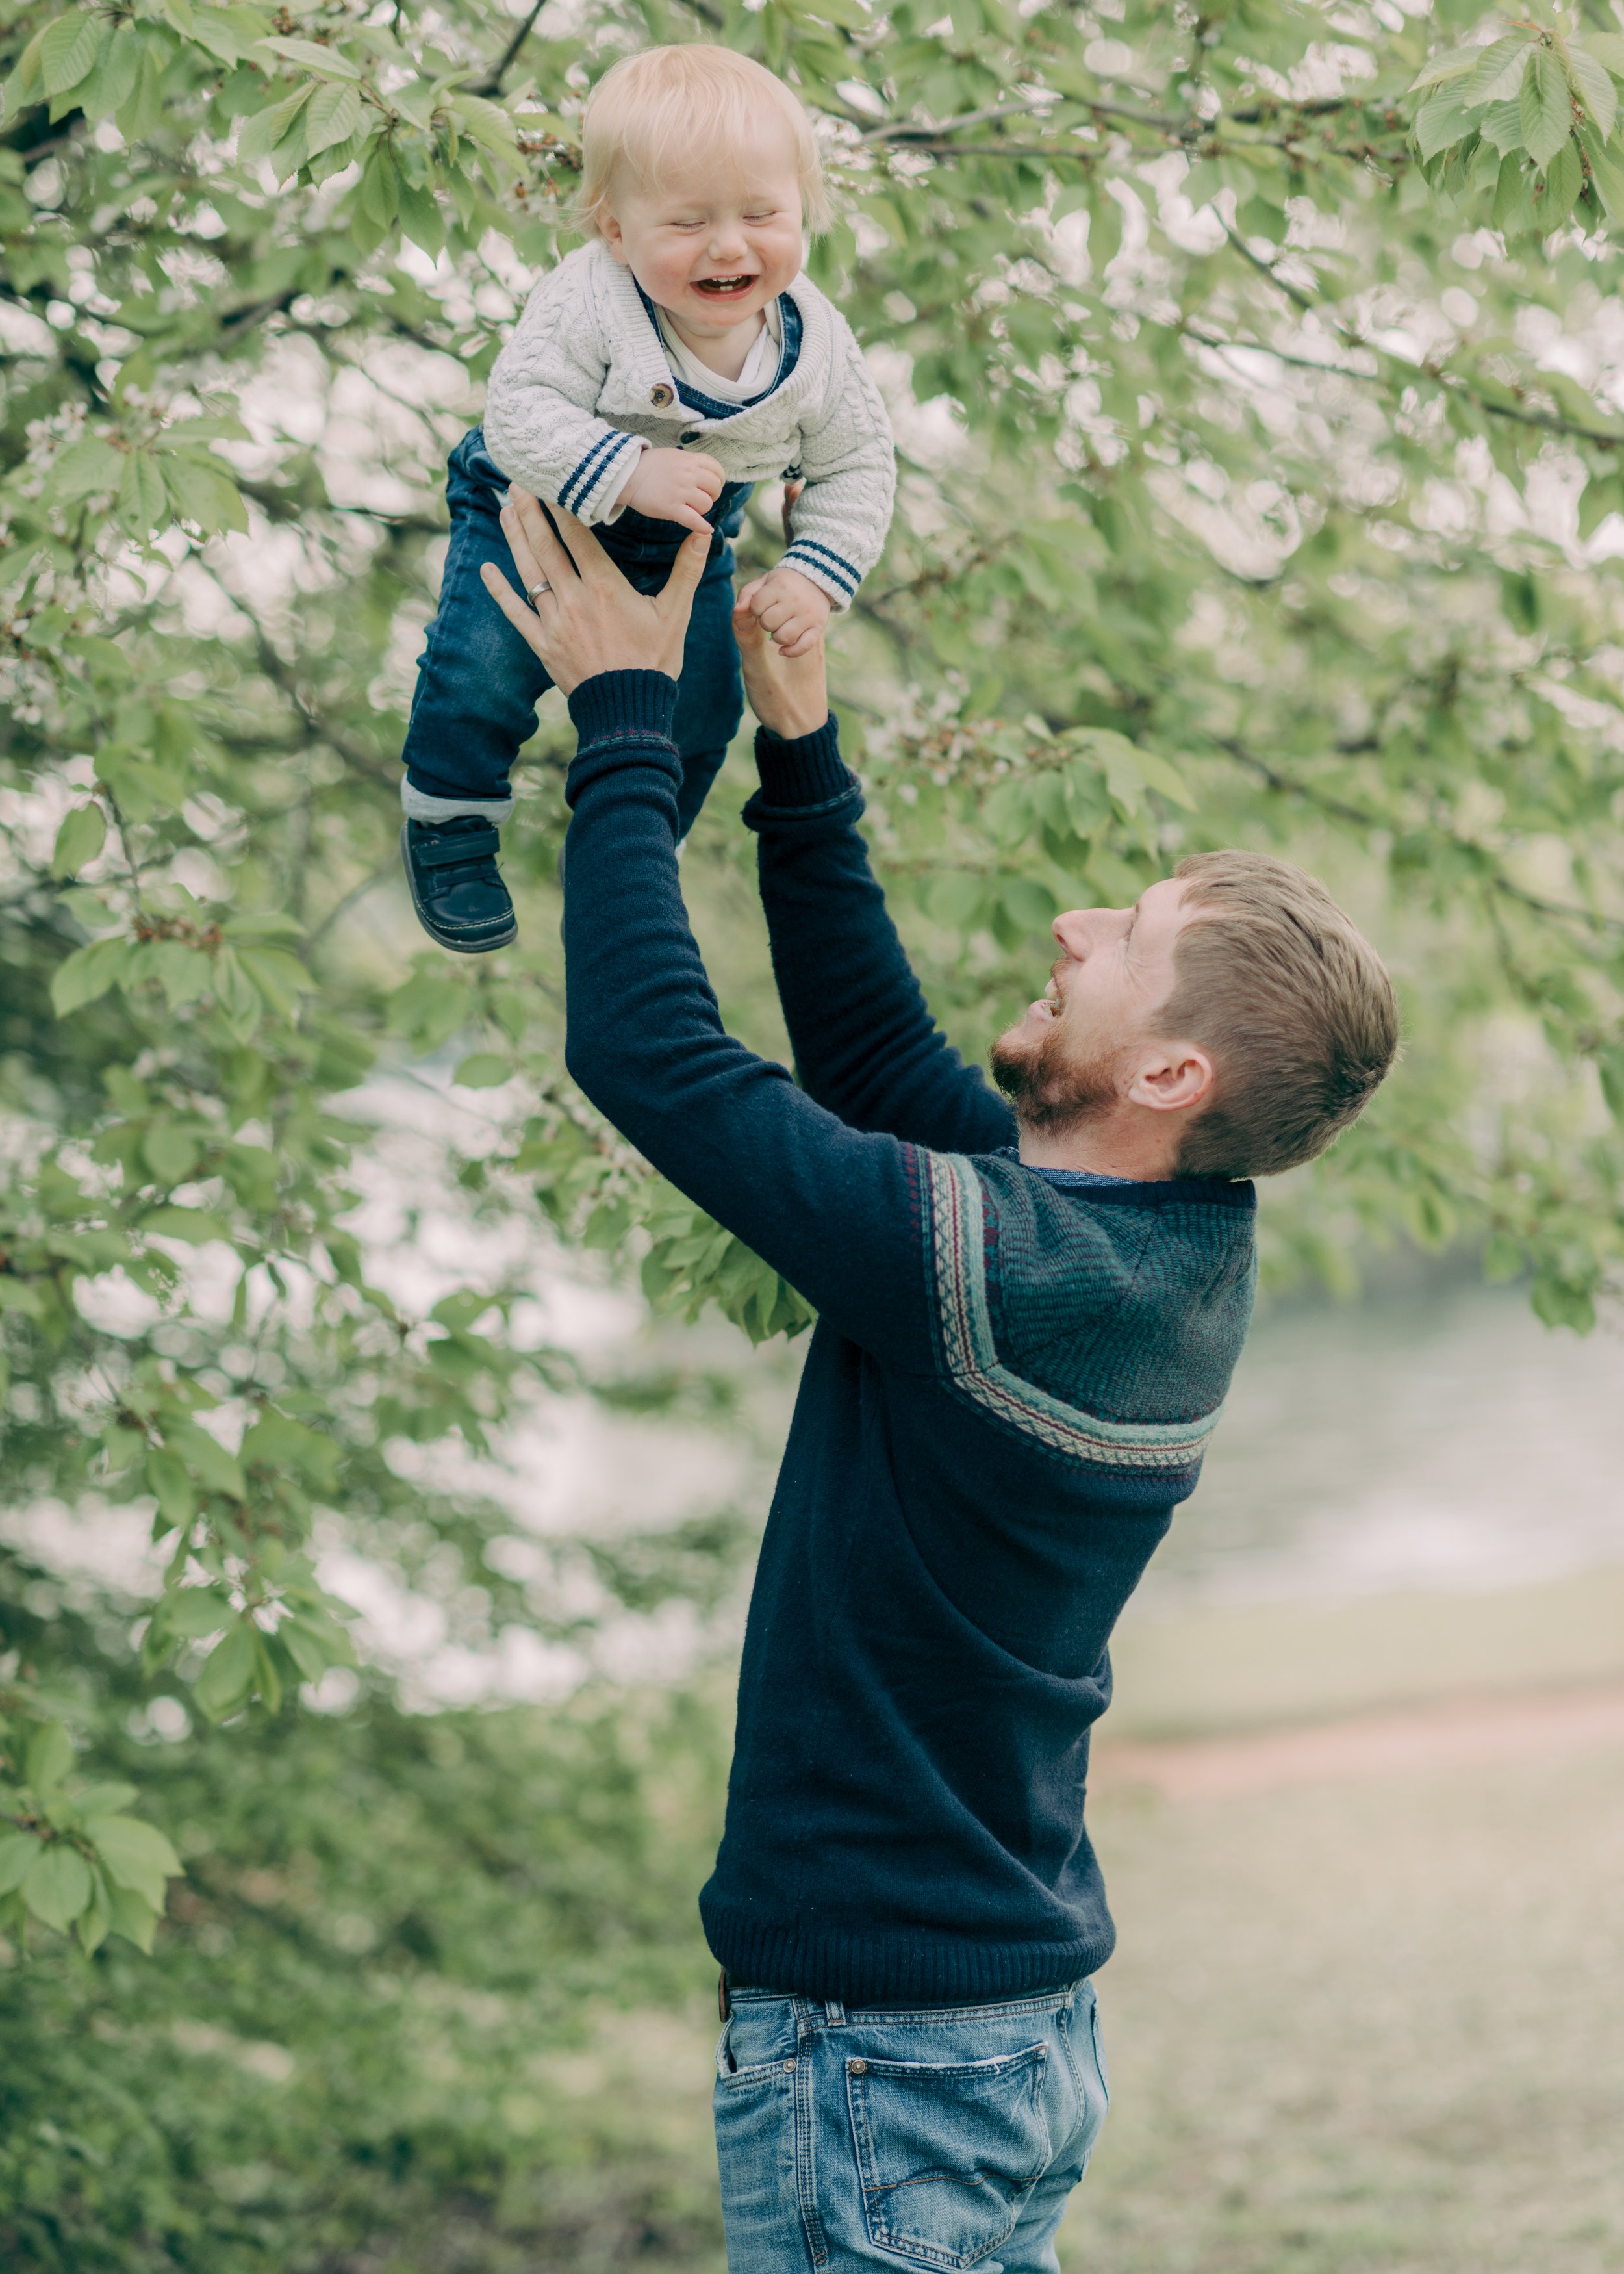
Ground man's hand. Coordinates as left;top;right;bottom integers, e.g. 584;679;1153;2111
480;489;709;697
733;596;829;743
737;565;831;661
618;445;725;535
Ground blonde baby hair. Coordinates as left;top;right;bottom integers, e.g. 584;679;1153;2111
576;44;832;237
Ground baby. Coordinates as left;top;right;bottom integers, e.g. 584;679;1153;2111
398;43;897;952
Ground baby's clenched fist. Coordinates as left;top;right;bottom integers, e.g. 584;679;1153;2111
738;566;832;660
619;446;725;534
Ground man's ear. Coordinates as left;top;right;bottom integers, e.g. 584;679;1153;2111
1125;1041;1214;1116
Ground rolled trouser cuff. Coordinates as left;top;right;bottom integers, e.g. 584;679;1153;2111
401;780;515;824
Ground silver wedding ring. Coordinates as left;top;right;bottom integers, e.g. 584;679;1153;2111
527;578;551;600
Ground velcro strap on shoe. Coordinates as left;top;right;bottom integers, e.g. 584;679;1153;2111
416;827;500;867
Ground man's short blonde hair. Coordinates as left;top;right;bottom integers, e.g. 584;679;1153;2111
575;44;831;237
1161;849;1399;1179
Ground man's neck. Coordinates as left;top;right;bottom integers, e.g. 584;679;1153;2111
1015;1115;1176;1182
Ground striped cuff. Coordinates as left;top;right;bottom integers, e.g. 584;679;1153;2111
781;537;862;607
559;429;639;518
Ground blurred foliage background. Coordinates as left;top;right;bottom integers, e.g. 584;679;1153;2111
4;0;1624;2262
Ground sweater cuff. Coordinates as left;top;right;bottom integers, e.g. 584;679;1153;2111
751;716;856;810
566;670;679;748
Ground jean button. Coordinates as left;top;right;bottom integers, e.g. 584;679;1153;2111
848;2058;867;2074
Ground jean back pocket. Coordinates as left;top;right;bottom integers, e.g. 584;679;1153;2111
845;2041;1051;2269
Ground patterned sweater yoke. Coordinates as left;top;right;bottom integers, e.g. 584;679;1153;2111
922;1149;1256;1488
481;240;897;610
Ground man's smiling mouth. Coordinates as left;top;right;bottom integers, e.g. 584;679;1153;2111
692;274;757;297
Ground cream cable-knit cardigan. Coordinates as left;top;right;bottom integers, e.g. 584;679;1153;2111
482;241;896;610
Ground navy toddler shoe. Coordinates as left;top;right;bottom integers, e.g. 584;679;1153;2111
400;816;516;954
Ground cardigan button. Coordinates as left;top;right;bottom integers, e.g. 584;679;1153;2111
648;382;674;408
680;429;701;444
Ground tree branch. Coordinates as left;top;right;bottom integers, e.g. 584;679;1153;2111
472;0;545;98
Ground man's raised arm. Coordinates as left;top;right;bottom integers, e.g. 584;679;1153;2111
734;612;1016;1158
480;493;940;1365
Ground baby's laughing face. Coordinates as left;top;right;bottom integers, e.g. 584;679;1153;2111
599;129;804;344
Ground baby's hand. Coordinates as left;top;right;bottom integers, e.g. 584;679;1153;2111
619;446;724;534
738;567;832;661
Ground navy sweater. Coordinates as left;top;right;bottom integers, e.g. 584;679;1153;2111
563;672;1258;2005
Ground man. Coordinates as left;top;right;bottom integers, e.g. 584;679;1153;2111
482;496;1399;2273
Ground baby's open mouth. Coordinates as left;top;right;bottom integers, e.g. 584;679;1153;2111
693;274;757;297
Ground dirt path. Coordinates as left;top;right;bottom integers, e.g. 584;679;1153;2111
1091;1679;1624;1801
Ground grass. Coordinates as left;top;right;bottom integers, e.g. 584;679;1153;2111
1059;1739;1624;2271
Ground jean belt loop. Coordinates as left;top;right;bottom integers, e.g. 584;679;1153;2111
824;1999;846;2026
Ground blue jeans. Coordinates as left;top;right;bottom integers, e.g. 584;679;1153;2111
713;1981;1108;2273
400;428;749;835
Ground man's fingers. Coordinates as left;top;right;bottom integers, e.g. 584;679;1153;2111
480;562;550;659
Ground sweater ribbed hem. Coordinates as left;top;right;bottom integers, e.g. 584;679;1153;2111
750;716;855;810
700;1898;1115;2006
566;669;678;747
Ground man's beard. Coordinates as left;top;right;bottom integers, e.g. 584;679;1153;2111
989;1016;1123;1136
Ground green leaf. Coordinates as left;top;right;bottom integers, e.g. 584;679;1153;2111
0;1831;43;1893
163;455;249;534
304;78;364;157
21;1843;92;1932
40;8;108;96
1415;88;1477;162
1409;46;1478;94
51;437;125;501
1566;49;1616;142
250;35;362;80
83;1813;183;1908
51;802;107;880
1538;136;1582;229
453;1053;511;1088
161;1422;247;1501
107;1882;159;1952
147;1440;203;1530
396;176;446;258
117;450;170;538
1478;98;1525;156
50;937;127;1019
193;1619;259;1720
1579;34;1624;81
140;1205;231;1245
1464;38;1533;108
159;1585;229;1637
1521;47;1573;170
25;1722;75;1795
358;141;400;226
236;81;314;163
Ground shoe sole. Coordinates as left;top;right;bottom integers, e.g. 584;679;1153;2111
400;821;518;954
